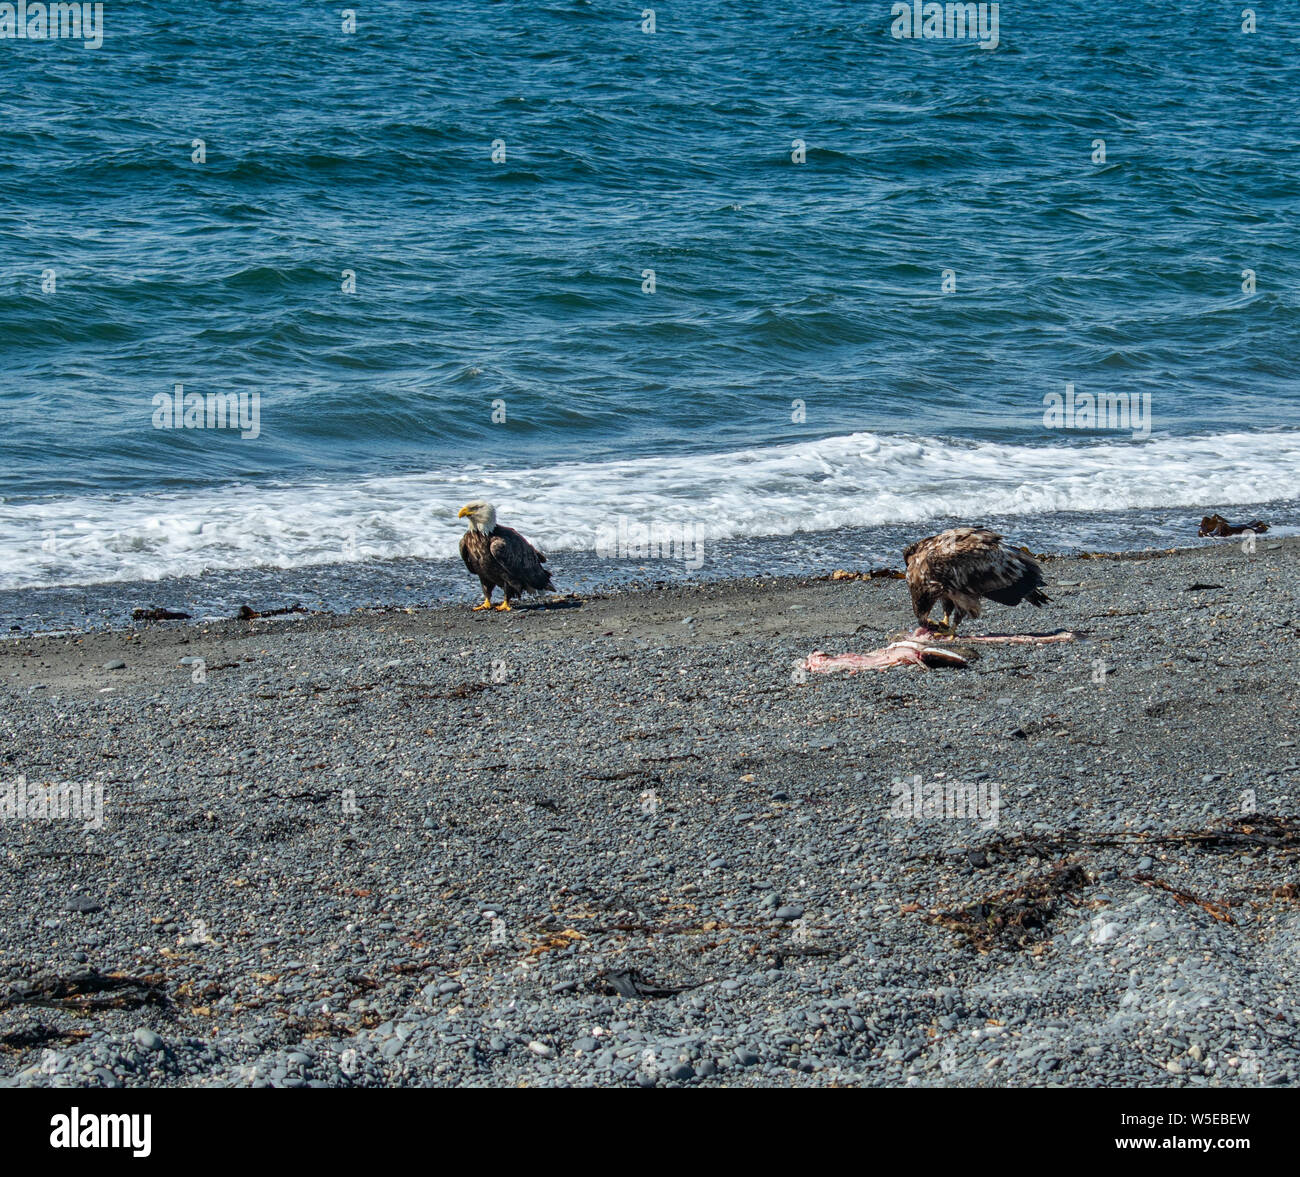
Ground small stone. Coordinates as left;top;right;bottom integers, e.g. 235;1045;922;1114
1092;922;1120;944
133;1028;163;1052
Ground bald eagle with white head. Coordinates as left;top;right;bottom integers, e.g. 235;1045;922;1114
903;527;1048;636
457;500;554;611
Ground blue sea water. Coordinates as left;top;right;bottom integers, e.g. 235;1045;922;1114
1;0;1297;612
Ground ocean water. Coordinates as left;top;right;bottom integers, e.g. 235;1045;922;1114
1;1;1298;623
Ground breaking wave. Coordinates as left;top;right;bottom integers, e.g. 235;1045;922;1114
2;428;1298;589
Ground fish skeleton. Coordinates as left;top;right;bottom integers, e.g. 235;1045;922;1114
802;629;1076;675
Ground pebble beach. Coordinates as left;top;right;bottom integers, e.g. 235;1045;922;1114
2;536;1297;1088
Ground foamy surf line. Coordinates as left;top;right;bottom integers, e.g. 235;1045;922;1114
2;429;1298;591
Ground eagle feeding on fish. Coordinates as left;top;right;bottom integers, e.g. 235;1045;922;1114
903;527;1049;636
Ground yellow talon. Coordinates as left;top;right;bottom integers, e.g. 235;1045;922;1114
494;600;512;612
472;598;493;611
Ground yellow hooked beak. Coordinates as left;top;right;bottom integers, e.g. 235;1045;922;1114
457;506;471;519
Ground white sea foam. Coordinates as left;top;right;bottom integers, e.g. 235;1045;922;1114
2;430;1297;589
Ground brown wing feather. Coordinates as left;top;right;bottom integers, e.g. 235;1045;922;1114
488;526;554;595
904;527;1046;618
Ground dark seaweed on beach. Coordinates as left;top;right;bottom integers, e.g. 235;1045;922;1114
1199;514;1269;538
440;681;493;699
589;968;697;999
0;1023;92;1052
923;863;1094;952
944;815;1300;866
1133;874;1234;924
2;970;169;1014
824;567;905;581
236;603;310;620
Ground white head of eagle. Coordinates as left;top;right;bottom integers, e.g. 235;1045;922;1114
457;500;497;533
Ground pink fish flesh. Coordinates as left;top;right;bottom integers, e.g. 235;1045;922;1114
803;640;970;674
802;629;1077;675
